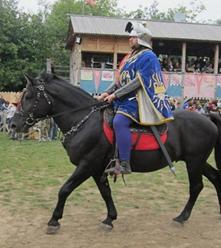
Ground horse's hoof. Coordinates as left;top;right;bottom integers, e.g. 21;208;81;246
172;217;185;225
46;224;60;234
99;222;113;231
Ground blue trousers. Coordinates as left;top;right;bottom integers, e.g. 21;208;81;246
113;113;133;161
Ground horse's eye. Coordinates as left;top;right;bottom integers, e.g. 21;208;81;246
24;93;32;100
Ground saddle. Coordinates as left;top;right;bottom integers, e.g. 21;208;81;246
103;107;168;151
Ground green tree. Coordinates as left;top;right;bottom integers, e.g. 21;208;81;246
0;0;20;90
126;0;206;22
0;0;122;90
0;0;47;90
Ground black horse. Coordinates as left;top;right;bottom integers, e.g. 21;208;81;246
11;73;221;234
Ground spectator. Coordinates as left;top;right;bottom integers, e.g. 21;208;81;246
176;101;182;110
196;104;205;114
49;118;58;140
205;62;214;73
186;59;195;72
0;96;6;110
173;61;181;72
167;59;174;72
169;97;176;111
183;98;192;110
6;103;17;139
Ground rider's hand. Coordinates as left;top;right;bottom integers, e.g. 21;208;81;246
104;93;116;103
95;92;109;101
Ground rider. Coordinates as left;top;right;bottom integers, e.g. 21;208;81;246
98;21;174;174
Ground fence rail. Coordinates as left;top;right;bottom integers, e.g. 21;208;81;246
0;92;22;103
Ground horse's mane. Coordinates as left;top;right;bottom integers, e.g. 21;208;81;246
40;73;96;107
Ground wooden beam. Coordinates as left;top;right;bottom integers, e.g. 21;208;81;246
181;42;186;73
81;36;129;53
214;44;219;74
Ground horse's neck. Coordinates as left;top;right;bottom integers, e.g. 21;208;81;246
51;100;93;134
43;79;96;133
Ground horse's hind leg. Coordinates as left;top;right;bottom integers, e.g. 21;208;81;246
47;163;91;234
174;159;204;224
93;175;117;229
203;162;221;214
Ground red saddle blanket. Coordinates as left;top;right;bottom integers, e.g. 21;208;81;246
103;121;168;151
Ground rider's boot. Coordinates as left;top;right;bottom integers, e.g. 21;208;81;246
120;160;132;174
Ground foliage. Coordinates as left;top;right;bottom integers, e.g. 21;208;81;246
126;0;206;22
0;0;49;91
0;0;122;90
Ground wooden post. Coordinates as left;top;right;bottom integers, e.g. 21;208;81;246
113;52;117;70
76;44;82;86
46;58;52;73
214;44;219;74
181;42;186;73
71;43;81;86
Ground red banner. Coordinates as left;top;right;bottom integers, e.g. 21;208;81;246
93;70;101;93
162;72;170;89
183;73;215;98
198;74;215;98
170;73;183;85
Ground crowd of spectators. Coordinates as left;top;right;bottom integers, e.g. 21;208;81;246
82;53;221;74
160;56;182;72
169;97;221;114
159;55;220;74
0;97;17;138
186;57;215;73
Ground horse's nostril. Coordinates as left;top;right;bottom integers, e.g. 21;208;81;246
10;123;16;129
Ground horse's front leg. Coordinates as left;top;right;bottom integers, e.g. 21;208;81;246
93;175;117;230
47;162;91;234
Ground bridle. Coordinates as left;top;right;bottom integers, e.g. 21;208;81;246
19;80;110;142
19;81;52;126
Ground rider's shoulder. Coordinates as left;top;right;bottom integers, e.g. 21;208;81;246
140;49;157;61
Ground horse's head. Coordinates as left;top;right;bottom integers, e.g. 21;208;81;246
11;74;53;132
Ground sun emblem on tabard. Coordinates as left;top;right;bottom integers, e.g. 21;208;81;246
151;73;166;94
120;70;131;86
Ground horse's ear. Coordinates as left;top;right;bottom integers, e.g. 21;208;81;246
51;65;55;74
24;74;34;88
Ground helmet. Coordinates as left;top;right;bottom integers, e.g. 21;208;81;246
125;21;152;49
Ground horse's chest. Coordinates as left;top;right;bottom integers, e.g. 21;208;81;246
64;136;97;164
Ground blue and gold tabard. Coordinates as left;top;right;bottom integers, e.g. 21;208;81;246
114;49;174;125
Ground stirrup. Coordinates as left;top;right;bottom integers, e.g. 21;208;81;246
104;158;121;176
105;166;121;175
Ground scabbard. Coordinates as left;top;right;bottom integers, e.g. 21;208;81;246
150;125;176;176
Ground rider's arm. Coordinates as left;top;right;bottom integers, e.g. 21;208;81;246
96;82;117;101
105;82;117;94
114;77;141;99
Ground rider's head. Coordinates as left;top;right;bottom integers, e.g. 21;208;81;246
125;21;152;50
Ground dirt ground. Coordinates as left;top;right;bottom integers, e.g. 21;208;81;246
1;202;221;248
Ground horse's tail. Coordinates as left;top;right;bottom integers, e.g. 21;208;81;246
208;112;221;172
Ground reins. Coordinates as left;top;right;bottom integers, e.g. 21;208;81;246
61;101;110;143
49;101;109;120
